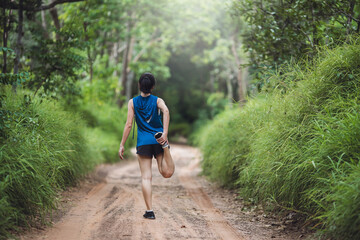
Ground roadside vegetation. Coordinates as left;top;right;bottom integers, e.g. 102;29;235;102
195;40;360;239
0;85;133;238
195;1;360;238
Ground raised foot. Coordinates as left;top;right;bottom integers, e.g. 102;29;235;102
154;132;170;148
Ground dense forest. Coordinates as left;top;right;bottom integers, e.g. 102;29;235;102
1;0;360;239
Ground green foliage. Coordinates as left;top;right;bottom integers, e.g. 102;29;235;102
75;100;136;162
0;48;30;89
25;24;85;99
322;162;360;239
0;68;134;238
169;122;191;138
190;92;229;142
159;51;213;127
194;97;268;186
196;39;360;239
206;92;230;119
79;73;118;106
72;72;136;162
0;71;30;87
194;109;244;186
232;0;360;83
0;181;17;240
0;87;98;238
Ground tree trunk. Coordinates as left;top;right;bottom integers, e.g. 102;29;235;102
126;71;135;101
231;34;246;106
49;7;60;40
2;7;10;73
242;66;249;95
106;44;112;69
41;10;50;38
237;70;245;104
116;33;131;107
89;54;93;82
116;19;135;107
226;76;234;104
311;2;318;47
87;47;93;83
124;36;135;100
83;21;94;83
209;74;215;93
100;32;107;58
110;41;119;73
347;0;355;35
13;0;24;92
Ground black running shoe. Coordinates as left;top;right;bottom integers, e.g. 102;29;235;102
154;132;162;139
143;211;156;219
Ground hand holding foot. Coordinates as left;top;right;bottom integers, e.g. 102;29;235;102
155;132;169;148
154;132;174;178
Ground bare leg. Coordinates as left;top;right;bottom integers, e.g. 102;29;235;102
138;155;152;210
155;147;175;178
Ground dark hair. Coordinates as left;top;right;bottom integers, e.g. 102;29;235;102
139;72;156;94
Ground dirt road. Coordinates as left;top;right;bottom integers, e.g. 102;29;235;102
21;145;308;240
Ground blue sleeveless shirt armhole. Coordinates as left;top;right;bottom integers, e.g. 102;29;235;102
133;95;163;147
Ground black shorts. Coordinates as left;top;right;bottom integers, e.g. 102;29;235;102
136;144;163;158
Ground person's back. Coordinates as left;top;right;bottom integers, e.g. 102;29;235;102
133;94;163;147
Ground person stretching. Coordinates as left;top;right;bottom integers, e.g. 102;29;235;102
118;72;175;219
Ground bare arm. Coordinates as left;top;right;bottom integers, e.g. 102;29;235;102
119;99;134;159
157;98;170;145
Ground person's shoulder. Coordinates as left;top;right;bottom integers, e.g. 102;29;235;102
156;97;165;104
128;98;134;107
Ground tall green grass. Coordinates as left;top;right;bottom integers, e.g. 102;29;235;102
0;86;136;238
0;87;99;238
73;75;136;162
195;39;360;239
75;101;136;162
193;97;269;186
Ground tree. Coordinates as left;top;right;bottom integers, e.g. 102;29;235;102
232;0;360;83
1;0;85;95
1;6;14;74
115;0;169;106
179;0;248;105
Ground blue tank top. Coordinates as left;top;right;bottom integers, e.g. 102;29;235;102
133;95;163;147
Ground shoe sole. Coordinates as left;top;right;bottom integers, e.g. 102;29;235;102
154;132;163;139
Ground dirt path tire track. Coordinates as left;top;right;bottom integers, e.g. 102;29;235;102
20;145;307;240
178;149;244;240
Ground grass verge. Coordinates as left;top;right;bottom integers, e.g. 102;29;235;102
0;87;133;238
194;39;360;239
